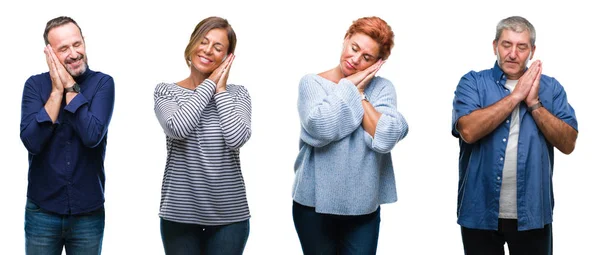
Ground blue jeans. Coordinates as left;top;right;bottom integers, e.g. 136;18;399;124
25;199;105;255
293;201;381;255
160;218;250;255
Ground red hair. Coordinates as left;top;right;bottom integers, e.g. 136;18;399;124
344;17;394;60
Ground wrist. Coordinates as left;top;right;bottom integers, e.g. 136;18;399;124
360;92;369;102
51;90;64;97
526;98;540;108
509;94;523;105
64;82;80;93
527;101;543;112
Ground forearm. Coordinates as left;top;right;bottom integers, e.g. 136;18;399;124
457;95;520;143
215;91;252;150
21;87;58;155
44;91;63;123
361;100;382;137
65;91;77;105
66;80;115;148
299;78;363;144
156;80;215;139
531;107;577;154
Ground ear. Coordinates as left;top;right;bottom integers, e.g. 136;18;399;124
492;40;498;56
529;45;536;59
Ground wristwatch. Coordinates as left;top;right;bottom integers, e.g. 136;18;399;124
65;82;80;93
527;101;543;112
361;93;369;102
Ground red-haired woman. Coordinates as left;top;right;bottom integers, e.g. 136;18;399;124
292;16;409;254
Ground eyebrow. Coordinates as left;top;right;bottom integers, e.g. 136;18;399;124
204;36;224;47
501;40;529;47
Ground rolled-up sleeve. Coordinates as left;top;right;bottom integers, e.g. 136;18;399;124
549;78;578;132
452;71;481;138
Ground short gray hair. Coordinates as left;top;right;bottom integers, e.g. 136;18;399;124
494;16;536;46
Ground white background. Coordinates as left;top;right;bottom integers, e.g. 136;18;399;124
1;0;598;254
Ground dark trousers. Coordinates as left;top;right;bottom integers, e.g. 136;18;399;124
160;218;249;255
293;201;381;255
461;219;552;255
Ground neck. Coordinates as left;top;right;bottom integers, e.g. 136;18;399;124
320;66;345;83
181;68;209;89
506;71;525;80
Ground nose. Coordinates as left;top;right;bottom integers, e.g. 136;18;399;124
351;54;360;65
508;46;517;59
202;45;213;56
67;46;79;59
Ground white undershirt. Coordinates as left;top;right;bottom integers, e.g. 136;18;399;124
499;79;519;219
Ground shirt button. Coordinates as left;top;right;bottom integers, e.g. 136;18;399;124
506;120;510;123
497;176;501;180
67;162;71;165
500;157;504;161
502;138;507;142
496;81;499;84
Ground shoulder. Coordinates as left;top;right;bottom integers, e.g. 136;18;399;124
540;73;568;95
461;69;491;82
154;82;177;95
226;84;250;97
455;69;493;91
370;76;394;88
26;72;50;84
540;73;561;87
299;73;326;90
88;70;115;85
90;70;112;79
300;73;325;85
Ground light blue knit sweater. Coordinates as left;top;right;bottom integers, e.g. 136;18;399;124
293;74;409;216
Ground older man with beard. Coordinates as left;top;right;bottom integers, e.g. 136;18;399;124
20;16;115;255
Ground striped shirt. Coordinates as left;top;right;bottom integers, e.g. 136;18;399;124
154;79;252;226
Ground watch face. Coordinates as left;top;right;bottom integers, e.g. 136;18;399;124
66;83;80;93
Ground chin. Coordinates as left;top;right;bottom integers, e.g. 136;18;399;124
193;65;215;74
68;64;87;77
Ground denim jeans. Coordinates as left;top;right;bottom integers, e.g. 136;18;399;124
160;218;250;255
24;199;105;255
293;201;381;255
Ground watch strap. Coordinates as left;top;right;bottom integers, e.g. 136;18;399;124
527;101;543;112
65;83;80;93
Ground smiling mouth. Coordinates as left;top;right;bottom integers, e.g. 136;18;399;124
199;56;213;64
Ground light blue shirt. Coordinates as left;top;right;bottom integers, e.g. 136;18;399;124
293;74;409;215
451;62;578;230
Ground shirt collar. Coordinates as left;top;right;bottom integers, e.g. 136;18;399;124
492;61;505;84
